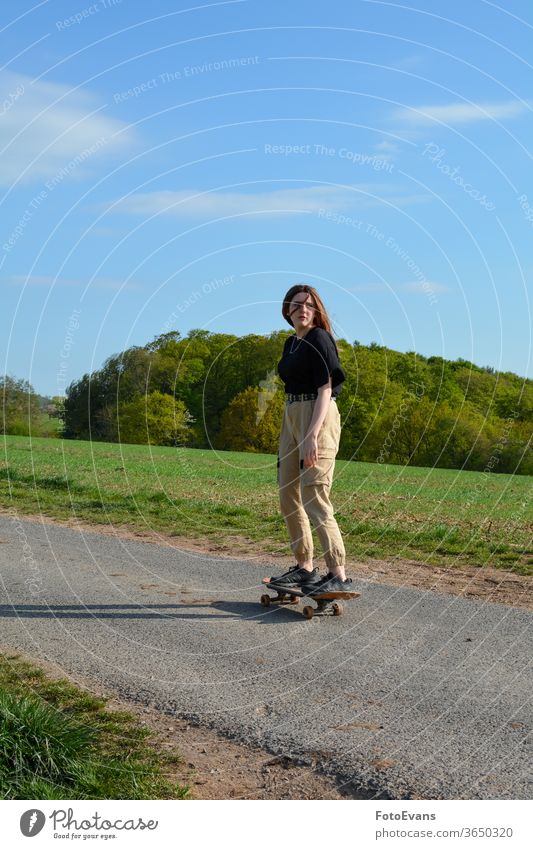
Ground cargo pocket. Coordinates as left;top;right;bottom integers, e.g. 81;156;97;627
316;403;341;454
300;449;336;488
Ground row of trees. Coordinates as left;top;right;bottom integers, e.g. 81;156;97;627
2;331;531;474
1;376;62;438
59;329;532;475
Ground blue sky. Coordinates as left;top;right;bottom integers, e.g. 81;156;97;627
1;0;532;396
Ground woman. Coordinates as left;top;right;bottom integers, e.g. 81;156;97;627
271;284;352;593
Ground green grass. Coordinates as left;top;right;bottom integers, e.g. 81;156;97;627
0;652;189;800
1;434;532;574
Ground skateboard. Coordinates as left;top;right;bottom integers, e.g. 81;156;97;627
260;579;361;619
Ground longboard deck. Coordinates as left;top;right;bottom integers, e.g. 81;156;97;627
262;579;361;601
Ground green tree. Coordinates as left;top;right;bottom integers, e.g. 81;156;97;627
118;391;192;446
1;376;41;435
216;384;285;453
63;374;92;439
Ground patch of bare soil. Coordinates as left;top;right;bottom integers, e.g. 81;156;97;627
349;556;532;612
108;699;350;800
3;509;531;612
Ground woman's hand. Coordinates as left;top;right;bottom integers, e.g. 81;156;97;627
303;432;318;468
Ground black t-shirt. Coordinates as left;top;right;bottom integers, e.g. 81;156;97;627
277;327;346;397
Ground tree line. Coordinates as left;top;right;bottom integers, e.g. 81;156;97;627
3;329;532;474
1;376;62;438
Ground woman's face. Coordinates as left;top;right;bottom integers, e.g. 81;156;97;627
287;292;316;332
288;292;317;333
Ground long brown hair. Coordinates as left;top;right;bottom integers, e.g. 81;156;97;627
282;284;332;334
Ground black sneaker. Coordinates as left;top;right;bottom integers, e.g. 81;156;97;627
269;565;321;590
308;573;353;594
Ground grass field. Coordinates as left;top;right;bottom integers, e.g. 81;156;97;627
1;435;531;574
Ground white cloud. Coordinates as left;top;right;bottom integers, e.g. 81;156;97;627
373;139;401;162
392;99;529;126
0;71;135;187
112;185;429;218
374;140;399;153
115;186;361;217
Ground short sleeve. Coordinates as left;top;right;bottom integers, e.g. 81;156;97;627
308;329;346;389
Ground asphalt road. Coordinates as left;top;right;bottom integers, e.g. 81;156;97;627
0;513;531;799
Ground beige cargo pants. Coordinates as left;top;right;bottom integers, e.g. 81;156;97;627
277;398;346;572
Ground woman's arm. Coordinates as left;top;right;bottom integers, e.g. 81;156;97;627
303;378;332;468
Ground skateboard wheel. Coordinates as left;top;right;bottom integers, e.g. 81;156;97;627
260;594;271;607
332;601;343;616
289;595;299;604
303;606;314;620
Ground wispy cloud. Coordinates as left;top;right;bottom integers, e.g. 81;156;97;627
112;185;429;218
392;99;529;126
0;71;135;187
114;186;364;217
373;139;401;162
5;275;141;291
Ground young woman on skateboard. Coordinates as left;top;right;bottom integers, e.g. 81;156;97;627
270;284;352;594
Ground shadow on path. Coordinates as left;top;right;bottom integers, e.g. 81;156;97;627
0;602;312;624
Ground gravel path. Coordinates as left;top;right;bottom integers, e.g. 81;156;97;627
1;513;531;799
